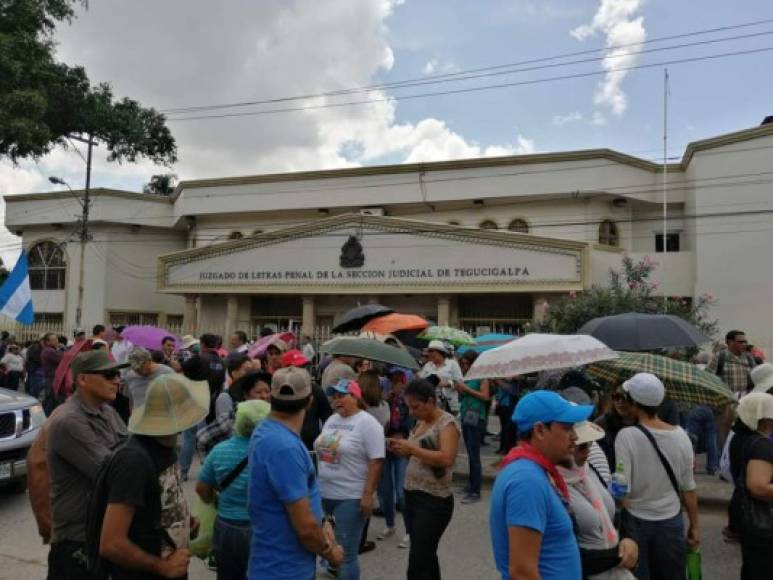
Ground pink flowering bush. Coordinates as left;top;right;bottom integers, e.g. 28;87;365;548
538;255;717;343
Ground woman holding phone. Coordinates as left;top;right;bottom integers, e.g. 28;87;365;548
389;379;460;580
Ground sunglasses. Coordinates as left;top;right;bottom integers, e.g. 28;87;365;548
576;442;591;451
93;370;121;380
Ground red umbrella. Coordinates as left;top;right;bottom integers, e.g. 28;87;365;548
53;340;93;398
362;313;429;335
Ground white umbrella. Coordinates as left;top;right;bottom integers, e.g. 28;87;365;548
464;333;617;380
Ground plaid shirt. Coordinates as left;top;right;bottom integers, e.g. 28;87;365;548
707;349;754;393
196;412;233;455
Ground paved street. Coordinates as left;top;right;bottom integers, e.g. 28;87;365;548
0;466;743;580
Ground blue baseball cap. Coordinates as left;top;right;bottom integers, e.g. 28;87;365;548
386;365;413;379
513;390;594;434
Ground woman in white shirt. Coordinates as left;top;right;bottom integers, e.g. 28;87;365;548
315;378;385;580
1;343;25;390
418;340;463;414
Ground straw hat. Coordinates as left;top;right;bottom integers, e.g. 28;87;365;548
129;373;209;436
737;392;773;432
751;363;773;394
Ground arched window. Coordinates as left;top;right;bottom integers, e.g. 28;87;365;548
479;220;498;230
228;231;244;240
507;218;530;234
28;241;66;290
598;220;619;246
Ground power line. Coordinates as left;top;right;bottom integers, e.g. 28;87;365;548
166;46;773;121
161;18;773;114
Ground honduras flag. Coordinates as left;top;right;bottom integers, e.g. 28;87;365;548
0;251;34;325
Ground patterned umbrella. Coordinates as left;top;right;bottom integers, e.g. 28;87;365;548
585;352;735;407
419;326;476;346
248;331;296;359
465;333;617;380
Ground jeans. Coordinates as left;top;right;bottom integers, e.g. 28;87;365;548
621;510;686;580
213;516;250;580
687;405;719;473
404;490;454;580
179;422;203;478
377;453;408;528
462;422;483;495
48;541;96;580
322;498;365;580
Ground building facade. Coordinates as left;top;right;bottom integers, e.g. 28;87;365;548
4;121;773;350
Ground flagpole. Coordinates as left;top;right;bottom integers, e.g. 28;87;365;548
662;68;669;313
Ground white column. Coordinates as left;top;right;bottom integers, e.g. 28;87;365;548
302;296;316;336
437;295;451;327
183;294;199;334
225;295;239;339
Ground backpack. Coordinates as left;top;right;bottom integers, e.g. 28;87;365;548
84;439;166;579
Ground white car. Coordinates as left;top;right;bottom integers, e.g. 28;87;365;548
0;388;46;492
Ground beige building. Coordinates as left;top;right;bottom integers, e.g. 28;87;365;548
4;120;773;350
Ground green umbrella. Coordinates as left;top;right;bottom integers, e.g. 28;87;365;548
585;352;735;407
419;326;476;346
324;337;420;370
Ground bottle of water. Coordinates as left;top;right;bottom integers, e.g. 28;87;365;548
609;460;628;499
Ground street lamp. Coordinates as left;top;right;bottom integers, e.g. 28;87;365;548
48;174;91;328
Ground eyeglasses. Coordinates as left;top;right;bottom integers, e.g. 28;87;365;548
93;370;121;380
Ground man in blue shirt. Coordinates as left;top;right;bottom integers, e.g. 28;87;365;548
490;390;593;580
248;366;343;579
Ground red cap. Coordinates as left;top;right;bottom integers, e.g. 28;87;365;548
281;349;310;368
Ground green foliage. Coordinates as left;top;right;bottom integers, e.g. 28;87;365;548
143;173;177;195
538;255;718;340
0;0;176;164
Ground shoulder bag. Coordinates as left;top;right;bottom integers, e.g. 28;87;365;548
739;436;773;540
634;424;680;498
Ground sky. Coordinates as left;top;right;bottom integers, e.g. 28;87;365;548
1;0;772;265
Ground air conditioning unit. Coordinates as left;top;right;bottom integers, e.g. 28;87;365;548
359;208;385;217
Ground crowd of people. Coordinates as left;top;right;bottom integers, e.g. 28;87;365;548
9;323;773;579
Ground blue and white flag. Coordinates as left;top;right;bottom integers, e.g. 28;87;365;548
0;251;35;325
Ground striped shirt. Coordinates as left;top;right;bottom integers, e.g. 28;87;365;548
198;435;250;522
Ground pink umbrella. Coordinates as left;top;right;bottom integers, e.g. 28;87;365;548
248;332;295;359
53;340;93;398
121;325;181;351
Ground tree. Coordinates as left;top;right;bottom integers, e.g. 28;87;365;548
0;0;176;164
143;173;177;195
537;254;717;340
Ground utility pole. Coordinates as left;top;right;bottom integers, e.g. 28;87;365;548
68;134;95;328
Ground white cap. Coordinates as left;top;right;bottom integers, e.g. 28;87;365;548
574;421;605;444
427;340;449;355
622;372;665;407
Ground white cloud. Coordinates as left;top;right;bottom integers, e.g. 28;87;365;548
422;58;458;76
570;0;646;116
553;111;584;126
591;111;608;126
2;0;530;204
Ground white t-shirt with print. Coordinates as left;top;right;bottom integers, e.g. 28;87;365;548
315;410;385;500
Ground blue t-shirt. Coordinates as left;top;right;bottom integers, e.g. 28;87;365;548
198;435;250;522
248;418;322;580
490;459;581;580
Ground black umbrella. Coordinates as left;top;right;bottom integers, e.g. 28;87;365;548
331;304;394;333
578;312;710;352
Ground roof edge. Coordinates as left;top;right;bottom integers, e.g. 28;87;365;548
3;188;172;204
680;123;773;167
173;148;665;195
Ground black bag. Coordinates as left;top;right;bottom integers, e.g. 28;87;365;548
739;436;773;541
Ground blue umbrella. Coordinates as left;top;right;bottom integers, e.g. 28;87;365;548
457;333;517;355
